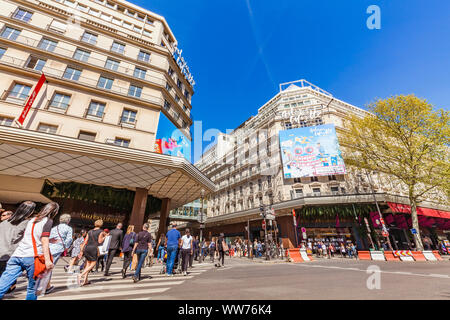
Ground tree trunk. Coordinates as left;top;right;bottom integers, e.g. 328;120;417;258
409;195;424;251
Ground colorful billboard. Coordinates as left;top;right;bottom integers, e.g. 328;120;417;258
279;124;346;178
154;113;191;162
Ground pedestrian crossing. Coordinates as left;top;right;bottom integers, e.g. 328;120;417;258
4;260;215;300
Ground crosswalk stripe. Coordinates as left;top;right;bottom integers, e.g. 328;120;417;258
38;287;171;300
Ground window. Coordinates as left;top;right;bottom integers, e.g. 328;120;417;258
173;111;180;120
76;3;88;12
143;29;151;37
13;8;33;22
73;48;90;62
182;120;187;128
331;186;339;193
315;118;323;126
168;67;174;77
100;13;111;22
97;76;113;90
123;22;132;30
64;0;76;7
328;175;337;181
105;58;120;71
121;109;137;124
0;116;14;126
182;105;187;112
25;57;46;71
175;95;180;102
128;85;142;98
106;1;116;9
163;100;171;111
133;67;146;79
81;32;97;45
177;79;182;89
138;50;150;62
165;83;172;91
137;14;145;21
37;123;57;134
49;20;67;33
8;83;31;100
63;67;81;81
89;9;100;17
112;18;121;25
49;93;71;110
78;131;96;141
111;41;125;54
295;189;303;195
285;122;292;130
310;176;318;182
38;38;58;52
1;27;21;41
87;101;105;118
294;177;301;183
114;138;130;147
312;188;321;194
0;47;5;59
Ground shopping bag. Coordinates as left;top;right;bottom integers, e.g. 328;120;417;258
130;253;138;271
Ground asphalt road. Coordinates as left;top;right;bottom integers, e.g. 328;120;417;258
4;256;450;300
155;257;450;300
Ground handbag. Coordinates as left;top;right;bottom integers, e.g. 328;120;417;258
31;220;53;280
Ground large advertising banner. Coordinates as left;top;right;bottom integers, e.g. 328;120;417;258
154;113;191;162
279;124;346;178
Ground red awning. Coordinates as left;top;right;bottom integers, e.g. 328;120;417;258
387;202;450;220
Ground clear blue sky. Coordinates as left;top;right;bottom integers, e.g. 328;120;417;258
134;0;450;154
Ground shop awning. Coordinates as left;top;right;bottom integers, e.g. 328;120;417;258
0;190;51;204
387;202;450;220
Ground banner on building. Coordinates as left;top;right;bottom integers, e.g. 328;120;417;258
17;73;47;126
154;113;191;162
279;124;346;178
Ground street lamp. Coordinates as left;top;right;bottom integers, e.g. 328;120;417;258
199;188;205;263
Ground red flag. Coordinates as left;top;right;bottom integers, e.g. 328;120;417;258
17;73;46;126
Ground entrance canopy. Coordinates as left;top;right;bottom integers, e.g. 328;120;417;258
387;202;450;220
0;126;215;209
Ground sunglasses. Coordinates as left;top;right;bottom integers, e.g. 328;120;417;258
1;214;9;218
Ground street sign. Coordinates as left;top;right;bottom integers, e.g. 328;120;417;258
262;220;266;229
269;220;273;227
301;227;306;233
302;232;307;239
411;228;417;234
266;214;275;220
382;230;389;237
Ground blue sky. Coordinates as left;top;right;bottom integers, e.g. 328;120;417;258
135;0;450;157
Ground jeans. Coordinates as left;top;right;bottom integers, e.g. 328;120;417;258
166;245;178;275
0;256;37;300
134;249;148;279
181;249;191;272
157;246;165;260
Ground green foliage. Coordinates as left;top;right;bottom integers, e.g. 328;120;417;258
298;204;376;223
41;180;161;214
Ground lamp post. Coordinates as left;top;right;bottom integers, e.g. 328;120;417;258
364;170;393;251
199;189;205;263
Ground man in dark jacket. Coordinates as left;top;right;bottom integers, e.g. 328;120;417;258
104;223;123;276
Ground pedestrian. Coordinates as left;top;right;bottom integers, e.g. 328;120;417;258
66;230;86;273
0;201;36;294
216;233;227;267
340;243;346;257
0;202;58;300
95;229;111;273
209;237;216;262
120;225;136;278
1;211;13;222
78;220;107;286
131;223;152;282
180;229;193;276
46;213;73;294
165;223;181;276
156;233;166;263
193;236;199;262
104;223;123;276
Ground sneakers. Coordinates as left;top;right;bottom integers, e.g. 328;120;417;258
132;276;139;283
45;286;55;294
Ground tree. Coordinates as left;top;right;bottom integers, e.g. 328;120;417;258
340;95;450;250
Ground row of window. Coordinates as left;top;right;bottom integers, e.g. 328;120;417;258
284;118;323;129
0;115;131;147
0;24;191;105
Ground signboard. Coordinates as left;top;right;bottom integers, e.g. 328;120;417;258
301;227;306;233
266;214;275;221
302;232;307;239
422;251;437;261
262;220;266;229
17;73;46;125
300;249;310;261
169;45;195;86
410;228;417;234
279;124;346;178
154;113;191;162
370;251;386;261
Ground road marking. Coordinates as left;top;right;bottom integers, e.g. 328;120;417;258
38;287;170;300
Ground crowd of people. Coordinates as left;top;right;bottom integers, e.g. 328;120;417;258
301;241;358;259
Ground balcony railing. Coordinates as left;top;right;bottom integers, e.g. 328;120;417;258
0;33;166;87
0;54;162;107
